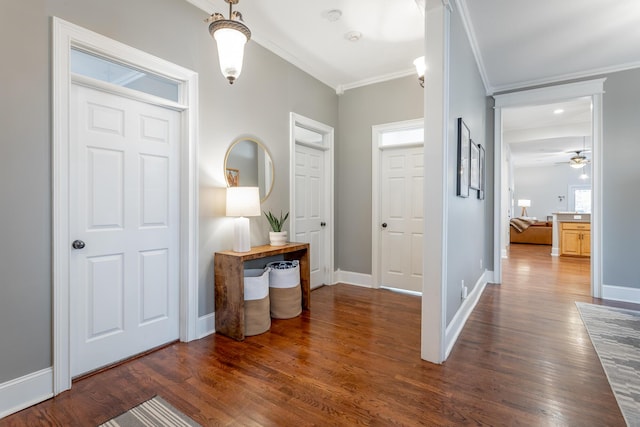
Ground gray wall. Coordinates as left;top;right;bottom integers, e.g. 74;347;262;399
0;0;52;385
514;164;590;219
602;68;640;289
336;76;423;274
0;0;338;384
445;3;491;325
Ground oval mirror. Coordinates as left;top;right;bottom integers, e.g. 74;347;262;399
224;137;274;202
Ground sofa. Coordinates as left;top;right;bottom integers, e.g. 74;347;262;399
509;219;552;245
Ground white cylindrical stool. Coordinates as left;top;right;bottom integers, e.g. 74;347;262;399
244;268;271;336
267;261;302;319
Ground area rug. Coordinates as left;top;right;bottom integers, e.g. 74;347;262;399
99;396;201;427
576;302;640;426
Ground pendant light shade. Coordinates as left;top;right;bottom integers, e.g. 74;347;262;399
207;0;251;84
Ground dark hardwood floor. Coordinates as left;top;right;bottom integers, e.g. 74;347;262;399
1;244;630;426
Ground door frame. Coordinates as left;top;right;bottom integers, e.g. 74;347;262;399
52;17;199;394
371;118;424;289
289;113;335;286
493;78;605;298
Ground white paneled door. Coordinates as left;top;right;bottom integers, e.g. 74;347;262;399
380;147;424;292
70;84;180;376
294;144;326;289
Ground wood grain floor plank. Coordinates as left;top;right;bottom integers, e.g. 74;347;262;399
1;244;629;426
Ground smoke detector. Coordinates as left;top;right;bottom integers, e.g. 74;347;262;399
325;9;342;22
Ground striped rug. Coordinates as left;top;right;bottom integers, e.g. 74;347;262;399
576;302;640;427
99;396;200;427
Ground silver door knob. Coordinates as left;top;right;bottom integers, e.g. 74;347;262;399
72;240;85;249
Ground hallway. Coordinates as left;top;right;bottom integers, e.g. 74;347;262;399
1;245;628;426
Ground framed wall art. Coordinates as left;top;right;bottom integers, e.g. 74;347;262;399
478;143;485;200
457;118;470;197
226;168;240;187
469;140;480;191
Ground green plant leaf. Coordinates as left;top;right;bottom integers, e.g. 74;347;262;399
263;210;289;232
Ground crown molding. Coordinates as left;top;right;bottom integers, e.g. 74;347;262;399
184;0;215;14
455;0;491;95
338;68;417;94
492;62;640;94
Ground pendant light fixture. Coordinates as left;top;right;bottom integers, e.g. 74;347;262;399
206;0;251;84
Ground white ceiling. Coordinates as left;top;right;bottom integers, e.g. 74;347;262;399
465;0;640;93
188;0;640;94
187;0;425;92
187;0;640;167
504;98;592;168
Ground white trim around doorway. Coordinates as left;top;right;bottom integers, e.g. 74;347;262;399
289;113;335;287
493;78;605;298
371;118;424;290
52;17;199;395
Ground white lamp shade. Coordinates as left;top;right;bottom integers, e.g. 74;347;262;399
214;27;248;82
413;56;426;78
226;187;260;217
517;199;531;208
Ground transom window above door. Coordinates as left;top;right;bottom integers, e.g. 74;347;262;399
380;126;424;147
71;48;180;102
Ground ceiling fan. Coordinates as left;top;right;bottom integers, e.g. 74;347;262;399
567;150;591;169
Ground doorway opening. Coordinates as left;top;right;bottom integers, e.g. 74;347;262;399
289;113;335;289
493;79;605;297
502;97;593;291
371;118;424;292
53;17;198;394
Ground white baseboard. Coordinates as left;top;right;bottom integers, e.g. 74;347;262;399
602;284;640;304
196;313;215;339
334;269;373;288
0;368;53;419
445;271;488;359
551;247;560;257
484;270;495;284
501;248;508;259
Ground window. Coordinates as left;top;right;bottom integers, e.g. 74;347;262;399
569;185;591;213
71;48;180;102
380;127;424;147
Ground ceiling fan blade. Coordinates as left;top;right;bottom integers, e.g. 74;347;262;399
565;149;591;154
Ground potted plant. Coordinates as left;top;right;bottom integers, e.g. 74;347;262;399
264;210;289;246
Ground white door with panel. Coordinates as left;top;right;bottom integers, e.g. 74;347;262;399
70;84;180;376
380;146;424;292
294;144;327;289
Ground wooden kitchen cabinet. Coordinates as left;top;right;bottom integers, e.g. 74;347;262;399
560;222;590;257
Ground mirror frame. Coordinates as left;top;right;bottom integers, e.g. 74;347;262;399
223;136;275;203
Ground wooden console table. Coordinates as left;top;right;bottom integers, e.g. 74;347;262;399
214;242;310;341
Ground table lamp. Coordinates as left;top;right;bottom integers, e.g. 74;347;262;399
517;199;531;217
226;187;260;252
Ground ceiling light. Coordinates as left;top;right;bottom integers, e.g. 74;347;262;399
206;0;251;85
569;138;590;168
345;31;362;42
413;56;426;88
579;172;589;180
326;9;342;22
569;155;587;168
553;109;564;115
